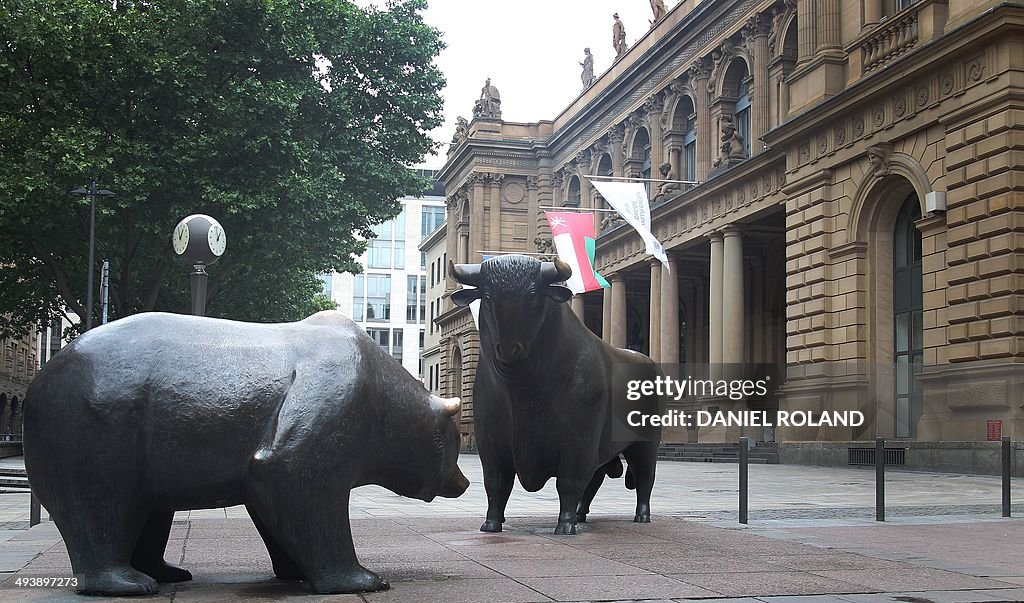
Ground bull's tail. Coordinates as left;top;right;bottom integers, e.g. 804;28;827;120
625;467;636;490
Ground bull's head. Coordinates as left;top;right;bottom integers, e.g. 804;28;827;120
449;255;572;367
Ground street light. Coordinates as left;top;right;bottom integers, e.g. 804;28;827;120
70;181;116;331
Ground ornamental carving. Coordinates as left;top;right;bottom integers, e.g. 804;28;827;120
872;107;885;127
966;57;985;82
835;127;846;146
854;118;865;138
526;175;539;190
916;86;929;107
502;181;525;204
688;56;711;83
866;142;892;177
894;96;907;117
941;73;955;96
817;135;828;154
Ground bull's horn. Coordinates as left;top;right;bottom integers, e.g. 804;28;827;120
449;260;481;286
540;257;573;284
432;395;461;417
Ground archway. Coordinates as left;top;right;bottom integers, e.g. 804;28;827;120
722;59;751;158
859;174;925;438
673;95;697;183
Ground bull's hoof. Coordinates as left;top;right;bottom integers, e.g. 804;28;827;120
480;519;503;532
553;521;577;535
135;560;192;583
634;512;651;523
308;567;390;594
576;512;588;523
79;567;159;596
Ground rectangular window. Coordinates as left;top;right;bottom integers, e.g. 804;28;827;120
392;330;403;360
365;274;390;321
407;275;418;322
366;327;389;350
393;241;405;269
419;276;426;324
421;205;446;239
352;274;365;321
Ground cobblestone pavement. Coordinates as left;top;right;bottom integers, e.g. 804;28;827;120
1;455;1022;601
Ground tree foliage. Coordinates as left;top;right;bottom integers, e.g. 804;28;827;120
0;0;444;336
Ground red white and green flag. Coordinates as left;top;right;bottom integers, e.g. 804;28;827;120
544;211;609;294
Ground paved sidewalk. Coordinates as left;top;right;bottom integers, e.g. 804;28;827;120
0;455;1021;601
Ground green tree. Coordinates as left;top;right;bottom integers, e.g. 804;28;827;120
0;0;444;337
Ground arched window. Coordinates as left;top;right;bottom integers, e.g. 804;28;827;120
893;193;922;438
735;75;751;158
566;175;582;207
631;128;652;197
680;96;697;186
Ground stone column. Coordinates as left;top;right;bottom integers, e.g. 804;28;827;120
722;226;745;367
459;231;469;264
660;257;680;364
602;285;613;343
570;295;585;321
610;275;627;348
649;261;662;362
797;0;817;63
609;126;625;177
669;146;682;184
469;173;485;263
864;0;882;25
688;59;713;182
487;173;503;252
646;96;665;195
817;0;841;51
744;15;771;153
709;232;724;373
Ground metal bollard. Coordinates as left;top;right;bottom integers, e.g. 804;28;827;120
876;437;885;522
739;436;749;525
30;490;41;527
1003;436;1011;518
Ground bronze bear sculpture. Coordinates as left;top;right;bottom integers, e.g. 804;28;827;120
23;311;469;595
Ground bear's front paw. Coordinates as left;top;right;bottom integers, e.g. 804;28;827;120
307;567;390;594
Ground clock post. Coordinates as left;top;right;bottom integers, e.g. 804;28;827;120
171;214;226;316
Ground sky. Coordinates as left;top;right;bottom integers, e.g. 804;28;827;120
415;0;682;168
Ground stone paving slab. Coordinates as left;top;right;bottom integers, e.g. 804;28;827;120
2;515;1024;602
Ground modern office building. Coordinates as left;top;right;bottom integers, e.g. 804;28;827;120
323;171;446;378
437;0;1024;472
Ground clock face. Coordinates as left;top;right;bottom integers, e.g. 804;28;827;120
207;223;226;256
172;222;190;255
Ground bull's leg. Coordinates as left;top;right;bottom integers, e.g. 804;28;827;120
553;476;587;535
247;482;388;594
247;504;304;580
480;462;514;532
131;510;192;583
575;469;606;523
623;441;659;523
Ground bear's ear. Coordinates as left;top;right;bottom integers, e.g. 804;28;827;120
450;287;482;307
543;284;573;304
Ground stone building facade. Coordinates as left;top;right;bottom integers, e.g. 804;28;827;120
1;328;39;446
437;0;1024;470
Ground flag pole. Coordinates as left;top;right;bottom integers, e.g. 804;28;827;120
540;205;618;213
476;250;549;256
584;174;699;185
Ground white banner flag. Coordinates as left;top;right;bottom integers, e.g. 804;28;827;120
590;180;669;270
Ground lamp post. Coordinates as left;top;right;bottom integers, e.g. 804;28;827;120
70;181;116;331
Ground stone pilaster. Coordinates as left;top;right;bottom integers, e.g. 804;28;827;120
610;275;627;348
661;257;680;364
649;260;662;362
688;58;713;182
